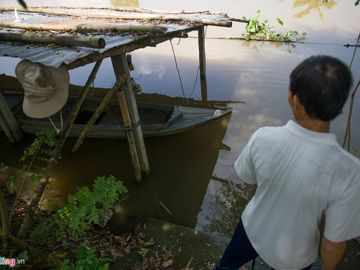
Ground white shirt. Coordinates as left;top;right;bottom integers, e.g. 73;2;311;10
234;120;360;270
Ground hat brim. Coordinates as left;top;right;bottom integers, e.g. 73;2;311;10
15;60;69;119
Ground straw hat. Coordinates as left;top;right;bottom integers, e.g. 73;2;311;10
15;60;69;119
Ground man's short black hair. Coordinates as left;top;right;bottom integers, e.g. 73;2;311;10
289;55;353;121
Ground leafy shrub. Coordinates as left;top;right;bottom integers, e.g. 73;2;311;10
243;10;307;42
20;131;57;162
31;175;128;245
61;243;109;270
9;131;57;191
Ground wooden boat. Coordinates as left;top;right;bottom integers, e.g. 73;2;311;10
3;93;231;139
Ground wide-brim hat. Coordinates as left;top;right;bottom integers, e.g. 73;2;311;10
15;60;69;119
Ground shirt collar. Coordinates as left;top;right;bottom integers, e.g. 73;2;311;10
285;120;338;145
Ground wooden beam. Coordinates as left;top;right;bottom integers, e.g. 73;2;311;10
198;26;208;103
0;90;23;142
1;7;233;27
117;88;142;182
0;31;106;49
0;21;167;34
229;17;249;23
72;74;126;153
111;54;150;178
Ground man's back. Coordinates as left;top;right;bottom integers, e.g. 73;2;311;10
235;120;360;269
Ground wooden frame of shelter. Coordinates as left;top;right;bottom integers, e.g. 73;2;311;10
0;6;244;182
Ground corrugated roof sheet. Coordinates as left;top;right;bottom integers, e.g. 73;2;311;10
0;24;190;68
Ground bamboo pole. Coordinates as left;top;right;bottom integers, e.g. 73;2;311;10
229;17;249;23
0;21;167;34
198;26;208;103
77;24;167;33
0;112;15;143
72;74;127;153
1;7;233;27
111;54;150;177
0;30;106;48
6;6;214;16
117;89;142;182
0;91;23;142
17;61;103;239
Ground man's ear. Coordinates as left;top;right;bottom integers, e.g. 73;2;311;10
293;95;302;107
292;95;308;116
288;91;300;107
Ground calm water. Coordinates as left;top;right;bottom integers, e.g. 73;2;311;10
0;1;360;268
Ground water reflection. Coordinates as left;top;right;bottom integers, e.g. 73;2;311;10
241;40;297;54
292;0;336;19
200;181;249;237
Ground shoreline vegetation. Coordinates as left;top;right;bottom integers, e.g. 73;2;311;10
1;162;222;269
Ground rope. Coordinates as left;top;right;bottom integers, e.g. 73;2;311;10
188;66;200;100
170;39;186;100
48;110;63;135
124;120;141;131
170;26;207;104
342;33;360;150
349;33;360;69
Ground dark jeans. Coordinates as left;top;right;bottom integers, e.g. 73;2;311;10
215;218;313;270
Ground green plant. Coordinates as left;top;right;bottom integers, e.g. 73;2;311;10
20;131;57;162
243;10;307;42
9;131;57;222
31;175;128;245
9;131;57;186
61;243;110;270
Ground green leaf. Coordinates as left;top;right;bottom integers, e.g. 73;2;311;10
17;250;29;261
137;248;149;258
244;10;306;43
276;18;284;26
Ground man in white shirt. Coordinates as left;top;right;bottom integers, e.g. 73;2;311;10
215;55;360;270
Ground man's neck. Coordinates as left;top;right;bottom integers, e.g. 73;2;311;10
294;118;330;133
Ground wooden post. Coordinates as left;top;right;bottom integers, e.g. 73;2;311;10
0;91;23;142
198;26;208;103
111;54;150;177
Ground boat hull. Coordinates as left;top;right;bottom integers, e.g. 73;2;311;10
2;94;231;139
